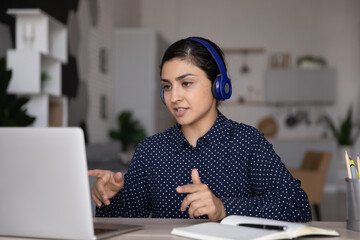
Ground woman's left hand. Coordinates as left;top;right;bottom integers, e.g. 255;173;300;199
176;168;226;221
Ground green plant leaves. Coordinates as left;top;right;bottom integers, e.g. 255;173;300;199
109;110;147;152
0;57;36;126
323;106;359;146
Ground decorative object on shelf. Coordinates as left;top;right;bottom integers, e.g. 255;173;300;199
240;51;250;74
257;116;278;138
23;22;35;49
296;55;327;69
285;108;312;128
0;57;35;126
41;71;51;83
285;111;298;128
269;52;291;68
109;110;147;164
237;96;246;103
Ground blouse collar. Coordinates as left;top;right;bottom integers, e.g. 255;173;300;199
169;111;231;152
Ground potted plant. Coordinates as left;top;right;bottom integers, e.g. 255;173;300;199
296;55;327;69
323;106;360;148
109;110;147;164
0;57;35;126
323;106;360;190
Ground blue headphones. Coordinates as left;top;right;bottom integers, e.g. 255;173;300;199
160;37;232;105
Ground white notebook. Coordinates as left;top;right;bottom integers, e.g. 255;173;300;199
171;215;340;240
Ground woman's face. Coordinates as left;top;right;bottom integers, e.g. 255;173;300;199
161;58;217;129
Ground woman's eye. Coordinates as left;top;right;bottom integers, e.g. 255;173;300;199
162;85;171;90
183;82;192;87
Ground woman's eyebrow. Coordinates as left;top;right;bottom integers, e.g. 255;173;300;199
160;79;170;83
161;73;195;83
176;73;195;81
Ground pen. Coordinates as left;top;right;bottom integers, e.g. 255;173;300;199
350;159;359;179
345;151;352;179
238;223;287;231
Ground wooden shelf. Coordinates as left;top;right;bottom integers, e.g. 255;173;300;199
222;101;267;106
7;50;62;96
221;100;333;107
6;8;68;127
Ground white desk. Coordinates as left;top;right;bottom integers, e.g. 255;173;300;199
93;218;360;240
1;218;359;239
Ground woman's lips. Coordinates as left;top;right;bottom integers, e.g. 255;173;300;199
174;107;188;117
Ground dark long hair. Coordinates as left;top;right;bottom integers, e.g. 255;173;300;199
160;37;228;100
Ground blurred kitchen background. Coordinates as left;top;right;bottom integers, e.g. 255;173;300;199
1;0;360;220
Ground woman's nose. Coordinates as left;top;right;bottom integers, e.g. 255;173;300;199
170;86;183;103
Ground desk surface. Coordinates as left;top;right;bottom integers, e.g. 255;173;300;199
1;218;359;240
93;218;360;240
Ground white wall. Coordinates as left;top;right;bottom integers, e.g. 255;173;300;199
71;0;115;143
139;0;360;152
83;0;360;152
140;0;359;117
113;0;141;27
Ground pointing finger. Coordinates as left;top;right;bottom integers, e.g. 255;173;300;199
88;169;105;178
113;172;123;184
191;168;202;184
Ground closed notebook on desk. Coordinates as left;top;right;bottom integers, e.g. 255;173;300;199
171;215;340;240
0;127;141;240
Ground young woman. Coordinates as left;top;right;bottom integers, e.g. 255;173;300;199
88;37;312;222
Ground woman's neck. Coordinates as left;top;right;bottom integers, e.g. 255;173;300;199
181;108;218;147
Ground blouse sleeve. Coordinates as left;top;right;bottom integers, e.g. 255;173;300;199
95;142;151;217
221;131;312;222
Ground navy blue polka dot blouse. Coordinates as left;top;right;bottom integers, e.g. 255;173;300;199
96;112;312;222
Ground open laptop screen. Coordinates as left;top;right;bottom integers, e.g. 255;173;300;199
0;127;141;240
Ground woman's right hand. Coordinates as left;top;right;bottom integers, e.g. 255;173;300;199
88;169;124;207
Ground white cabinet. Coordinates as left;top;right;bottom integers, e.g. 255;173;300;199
265;68;336;104
6;9;68;127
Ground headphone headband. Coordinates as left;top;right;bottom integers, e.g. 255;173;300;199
186;37;227;77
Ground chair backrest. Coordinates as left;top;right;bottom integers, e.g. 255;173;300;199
300;151;331;173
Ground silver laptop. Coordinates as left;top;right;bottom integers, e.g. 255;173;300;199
0;127;141;239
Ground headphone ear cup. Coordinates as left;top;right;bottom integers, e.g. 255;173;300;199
212;75;232;101
212;76;221;100
160;86;166;105
220;77;232;100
